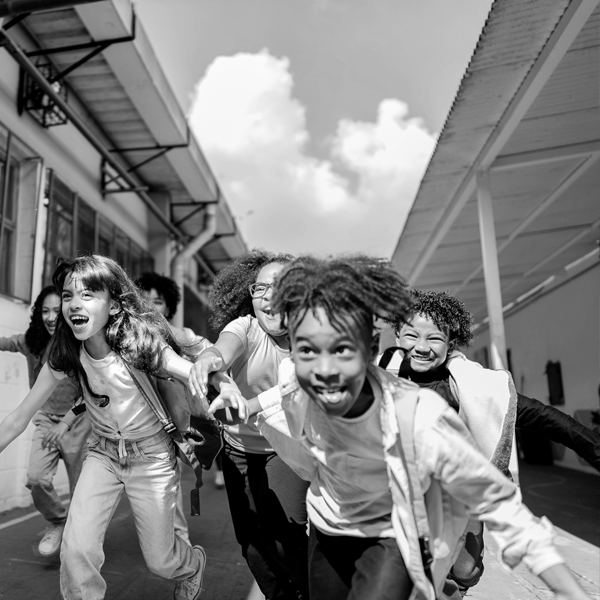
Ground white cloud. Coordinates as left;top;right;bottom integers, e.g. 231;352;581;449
188;50;436;257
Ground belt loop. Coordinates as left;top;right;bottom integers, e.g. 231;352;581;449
118;438;127;466
100;436;107;451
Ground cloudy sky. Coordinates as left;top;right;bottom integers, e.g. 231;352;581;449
136;0;493;257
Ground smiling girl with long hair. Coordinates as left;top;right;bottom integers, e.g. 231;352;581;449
0;255;241;600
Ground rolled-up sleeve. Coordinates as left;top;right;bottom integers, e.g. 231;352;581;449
419;407;564;575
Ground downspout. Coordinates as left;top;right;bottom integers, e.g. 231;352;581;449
170;204;217;329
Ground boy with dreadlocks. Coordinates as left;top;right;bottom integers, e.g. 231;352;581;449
379;289;600;597
200;255;590;600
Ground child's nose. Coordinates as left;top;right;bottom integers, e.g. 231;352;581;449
315;355;337;379
415;340;430;353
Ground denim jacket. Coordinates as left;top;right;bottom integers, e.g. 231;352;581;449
256;359;563;600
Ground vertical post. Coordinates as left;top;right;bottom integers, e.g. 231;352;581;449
477;169;507;370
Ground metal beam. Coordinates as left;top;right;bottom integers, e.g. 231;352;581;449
493;140;600;170
453;153;600;294
0;0;102;17
476;170;507;370
406;0;600;286
0;29;185;242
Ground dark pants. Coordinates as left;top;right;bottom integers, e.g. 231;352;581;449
308;526;413;600
222;443;310;600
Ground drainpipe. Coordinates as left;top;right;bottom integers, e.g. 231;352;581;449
170;204;217;328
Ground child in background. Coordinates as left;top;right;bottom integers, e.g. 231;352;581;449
0;255;242;600
205;255;591;600
0;285;90;557
190;250;309;600
381;289;600;597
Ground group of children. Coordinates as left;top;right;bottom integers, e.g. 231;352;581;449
0;251;598;600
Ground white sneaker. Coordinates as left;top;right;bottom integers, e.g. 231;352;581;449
38;524;65;556
214;470;225;489
174;545;206;600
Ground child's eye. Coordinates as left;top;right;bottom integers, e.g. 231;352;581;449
296;346;315;357
336;346;355;356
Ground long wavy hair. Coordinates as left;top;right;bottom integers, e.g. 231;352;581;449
24;285;60;357
48;255;181;406
208;249;294;332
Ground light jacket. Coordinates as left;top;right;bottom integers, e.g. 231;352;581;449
256;358;563;600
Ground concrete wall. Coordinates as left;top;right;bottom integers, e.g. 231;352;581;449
467;263;600;474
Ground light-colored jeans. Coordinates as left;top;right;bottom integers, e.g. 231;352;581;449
60;429;201;600
27;411;91;525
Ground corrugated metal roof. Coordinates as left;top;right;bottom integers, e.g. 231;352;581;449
392;0;599;323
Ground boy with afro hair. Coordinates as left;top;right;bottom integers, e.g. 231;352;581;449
380;289;600;597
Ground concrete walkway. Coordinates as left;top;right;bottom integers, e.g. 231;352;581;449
0;461;597;599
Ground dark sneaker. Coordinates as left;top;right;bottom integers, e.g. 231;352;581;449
174;545;206;600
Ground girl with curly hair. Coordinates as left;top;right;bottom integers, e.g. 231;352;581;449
189;249;309;600
0;255;242;600
0;285;90;558
381;289;600;598
207;254;590;600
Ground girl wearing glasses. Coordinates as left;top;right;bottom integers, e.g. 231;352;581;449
190;250;309;600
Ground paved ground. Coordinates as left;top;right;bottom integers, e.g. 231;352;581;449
0;461;597;599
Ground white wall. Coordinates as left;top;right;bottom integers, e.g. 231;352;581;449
468;263;600;474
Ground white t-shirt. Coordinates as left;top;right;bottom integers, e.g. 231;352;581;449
305;372;394;538
222;315;290;453
52;346;162;440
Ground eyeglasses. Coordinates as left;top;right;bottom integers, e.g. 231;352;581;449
249;282;274;298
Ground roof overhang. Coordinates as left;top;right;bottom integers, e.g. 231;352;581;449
393;0;599;325
3;0;246;272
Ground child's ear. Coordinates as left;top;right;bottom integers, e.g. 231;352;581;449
109;300;120;315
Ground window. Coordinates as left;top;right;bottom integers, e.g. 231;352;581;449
0;124;42;302
43;170;154;284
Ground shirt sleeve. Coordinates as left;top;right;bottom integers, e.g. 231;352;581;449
0;333;29;355
256;360;317;482
418;405;564;576
221;316;251;353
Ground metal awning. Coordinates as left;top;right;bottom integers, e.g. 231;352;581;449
392;0;599;350
3;0;246;272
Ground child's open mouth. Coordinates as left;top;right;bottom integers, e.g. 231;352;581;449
70;315;89;330
314;387;346;404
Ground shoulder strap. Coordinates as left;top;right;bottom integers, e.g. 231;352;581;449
378;346;401;370
394;387;434;583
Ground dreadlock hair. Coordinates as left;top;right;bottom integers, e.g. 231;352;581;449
48;255;181;406
208;249;294;332
271;254;411;346
405;289;474;348
24;285;59;357
136;271;181;321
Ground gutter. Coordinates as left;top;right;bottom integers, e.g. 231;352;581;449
0;27;185;242
170;204;217;328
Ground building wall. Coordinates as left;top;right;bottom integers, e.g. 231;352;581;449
0;46;156;512
467;263;600;474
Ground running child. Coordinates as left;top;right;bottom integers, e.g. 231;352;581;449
0;285;90;557
190;250;309;600
204;255;591;600
0;255;242;600
380;289;600;596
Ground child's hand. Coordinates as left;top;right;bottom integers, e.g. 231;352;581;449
42;422;69;450
189;353;223;398
209;384;250;423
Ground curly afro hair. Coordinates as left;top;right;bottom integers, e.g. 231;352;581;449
25;285;60;357
208;249;294;332
271;254;411;344
404;289;474;348
135;271;181;320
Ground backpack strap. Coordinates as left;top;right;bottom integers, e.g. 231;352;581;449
125;364;205;516
394;387;434;585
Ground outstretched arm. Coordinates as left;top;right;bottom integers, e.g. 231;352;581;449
188;332;245;398
0;363;60;452
516;394;600;472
